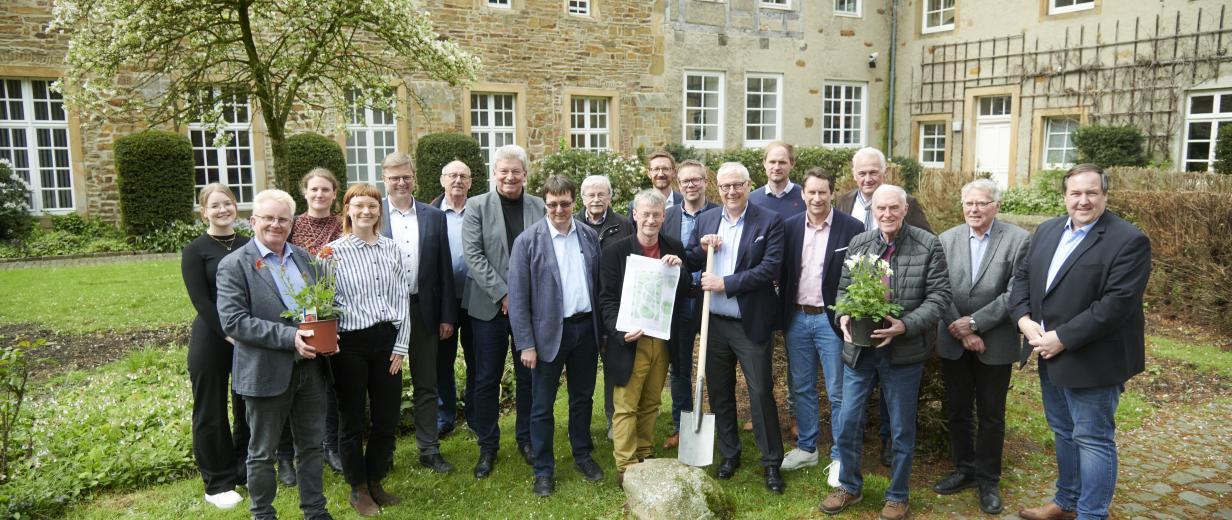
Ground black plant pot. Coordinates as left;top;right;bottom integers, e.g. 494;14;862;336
849;317;884;347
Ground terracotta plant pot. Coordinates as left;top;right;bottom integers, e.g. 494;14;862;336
298;318;338;355
849;317;884;347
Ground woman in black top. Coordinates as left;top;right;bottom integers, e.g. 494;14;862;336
182;183;251;510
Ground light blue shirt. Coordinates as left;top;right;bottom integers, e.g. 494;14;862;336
681;205;703;287
1046;217;1099;292
442;199;468;298
969;227;991;284
548;220;592;317
709;204;747;319
255;239;307;314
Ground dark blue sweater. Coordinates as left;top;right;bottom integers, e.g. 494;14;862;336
748;183;805;218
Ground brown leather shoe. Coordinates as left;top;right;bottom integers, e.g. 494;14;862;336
1018;502;1077;520
743;419;754;432
880;500;910;520
349;484;380;516
819;488;862;515
662;432;680;449
368;480;401;506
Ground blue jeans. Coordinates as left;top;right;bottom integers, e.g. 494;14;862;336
783;310;844;459
1039;361;1121;520
835;346;923;502
529;318;597;477
470;314;533;455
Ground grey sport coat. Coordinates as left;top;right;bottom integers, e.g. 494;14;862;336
507;219;602;363
461;191;546;321
936;220;1031;365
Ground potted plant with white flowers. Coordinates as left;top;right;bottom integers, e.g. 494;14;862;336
830;254;903;347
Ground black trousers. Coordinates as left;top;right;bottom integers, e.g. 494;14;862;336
706;316;784;467
940;350;1013;484
333;323;403;486
187;318;250;494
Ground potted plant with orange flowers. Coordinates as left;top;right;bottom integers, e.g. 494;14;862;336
257;245;342;354
831;254;903;347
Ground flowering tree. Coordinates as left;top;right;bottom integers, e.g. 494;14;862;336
48;0;481;193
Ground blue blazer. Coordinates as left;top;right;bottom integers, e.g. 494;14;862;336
379;199;458;328
508;219;602;363
685;202;785;344
1009;211;1151;388
778;209;863;334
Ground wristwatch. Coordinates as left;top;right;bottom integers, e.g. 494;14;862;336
968;317;979;333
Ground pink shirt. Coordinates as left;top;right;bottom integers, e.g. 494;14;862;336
795;210;834;307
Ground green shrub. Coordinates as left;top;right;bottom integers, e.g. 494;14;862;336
133;220;206;253
1000;168;1066;216
890;156;922;193
1214;126;1232;174
794;146;856;182
531;148;645;214
0;159;33;241
637;143;702;166
114;130;196;237
414;133;487;203
0;345;193;518
1072;124;1148;167
704;148;767;187
50;213;121;238
280;133;346;214
0;339;37;484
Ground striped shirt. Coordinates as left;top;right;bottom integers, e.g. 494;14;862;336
327;234;412;356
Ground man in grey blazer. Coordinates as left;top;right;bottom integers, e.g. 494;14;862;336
378;152;458;474
509;176;605;497
217;189;334;520
932;178;1030;515
462;144;546;479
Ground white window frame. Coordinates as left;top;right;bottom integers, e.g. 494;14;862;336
569;96;610;152
1048;0;1094;16
344;89;397;195
821;81;867;148
470;92;518;174
0;78;74;214
567;0;590;16
922;0;955;34
834;0;861;17
918;122;946;168
188;91;256;208
743;73;782;148
1041;116;1079;170
487;0;512;8
760;0;791;10
682;70;726;149
1183;90;1232;173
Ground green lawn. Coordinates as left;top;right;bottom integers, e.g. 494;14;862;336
1147;335;1232;378
0;259;192;333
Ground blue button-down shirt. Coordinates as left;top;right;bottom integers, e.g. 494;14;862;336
255;239;307;314
1046;217;1098;292
969;227;991;284
709;205;747;319
442;198;469;298
548;220;592;317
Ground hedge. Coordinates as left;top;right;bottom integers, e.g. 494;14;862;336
414;133;487;203
1073;124;1148;167
1214;126;1232;174
530;148;645;214
0;159;33;241
114;130;195;236
279;133;346;214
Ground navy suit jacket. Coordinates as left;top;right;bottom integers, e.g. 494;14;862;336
662;201;719;245
1009;211;1151;388
379;198;458;328
685;202;785;344
778;209;863;334
508;219;602;363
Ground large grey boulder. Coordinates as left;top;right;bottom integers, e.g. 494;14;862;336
623;458;733;520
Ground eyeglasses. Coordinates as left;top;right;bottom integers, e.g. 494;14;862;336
679;178;704;186
962;200;996;209
545;202;574;210
253;214;291;225
581;192;610;200
718;181;748;193
649;167;674;173
441;173;471;180
385;175;413;184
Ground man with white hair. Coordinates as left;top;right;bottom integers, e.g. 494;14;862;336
822;184;951;520
575;175;634;247
686;162;787;494
932;179;1030;515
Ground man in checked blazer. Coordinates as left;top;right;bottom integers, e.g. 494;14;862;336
932;178;1030;515
217;189;334;520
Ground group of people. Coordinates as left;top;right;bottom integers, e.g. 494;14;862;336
181;139;1150;520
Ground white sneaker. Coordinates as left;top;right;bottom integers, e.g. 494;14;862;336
780;448;819;471
826;459;842;488
204;490;243;509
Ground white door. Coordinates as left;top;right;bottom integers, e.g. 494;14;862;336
974;96;1012;189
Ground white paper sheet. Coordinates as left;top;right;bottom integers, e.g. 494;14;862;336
615;254;681;340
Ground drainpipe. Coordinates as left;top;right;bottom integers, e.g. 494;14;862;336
886;0;898;154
